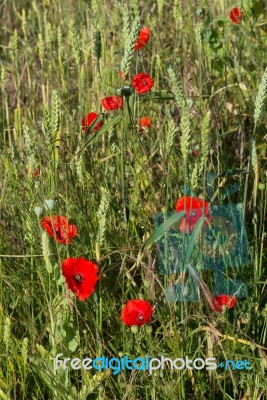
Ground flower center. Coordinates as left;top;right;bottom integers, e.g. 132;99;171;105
190;210;198;217
74;273;84;283
138;314;144;321
142;80;147;86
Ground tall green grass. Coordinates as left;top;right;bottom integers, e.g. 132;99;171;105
0;0;267;399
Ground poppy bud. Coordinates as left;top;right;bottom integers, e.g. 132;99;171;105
34;206;43;217
44;199;55;211
131;325;139;333
146;325;152;334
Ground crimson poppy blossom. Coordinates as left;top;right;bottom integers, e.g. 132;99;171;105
61;258;99;301
102;96;123;111
132;73;154;94
134;27;151;50
175;196;211;233
210;294;237;313
41;216;78;244
121;299;153;326
139;116;152;130
82;112;102;133
192;149;199;156
229;7;242;24
26;167;40;179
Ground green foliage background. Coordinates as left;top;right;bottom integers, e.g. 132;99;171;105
0;0;267;399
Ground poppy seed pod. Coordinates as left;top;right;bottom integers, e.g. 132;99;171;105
34;206;43;217
117;86;133;97
44;199;55;211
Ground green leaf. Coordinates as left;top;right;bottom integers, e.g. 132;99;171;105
184;216;205;265
216;169;249;178
76;114;122;158
142;211;186;250
68;337;79;352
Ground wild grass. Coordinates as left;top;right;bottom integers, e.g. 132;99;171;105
0;0;267;399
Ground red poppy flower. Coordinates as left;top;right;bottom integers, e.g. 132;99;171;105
26;167;41;179
192;149;198;156
210;294;237;313
61;257;99;301
175;196;211;234
139;116;152;130
102;96;123;111
132;73;154;94
121;299;153;327
41;216;78;244
229;7;242;24
82;112;102;133
134;27;151;50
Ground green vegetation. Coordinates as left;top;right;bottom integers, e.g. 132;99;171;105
0;0;267;399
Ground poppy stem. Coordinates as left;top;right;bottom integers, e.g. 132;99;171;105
99;280;103;334
125;97;134;130
120;128;127;222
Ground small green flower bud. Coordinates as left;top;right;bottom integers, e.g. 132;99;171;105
143;279;151;288
34;206;43;217
98;385;104;393
131;325;139;334
146;325;152;334
44;199;55;210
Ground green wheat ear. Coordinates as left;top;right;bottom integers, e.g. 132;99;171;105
167;66;186;109
195;22;203;54
157;0;164;17
0;63;7;92
254;67;267;128
191;110;211;190
97;187;110;248
180;107;191;163
130;0;140;17
166;107;177;155
167;66;190;163
69;18;81;66
173;0;180;23
51;90;60;136
76;151;86;189
23;124;36;156
3;316;11;350
8;29;18;63
45;22;53;46
21;337;29;365
42;106;53;145
121;9;140;78
41;231;52;274
37;33;45;65
200;110;211;168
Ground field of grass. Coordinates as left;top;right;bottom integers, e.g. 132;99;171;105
1;0;267;399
